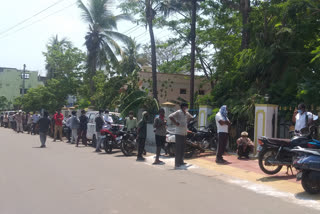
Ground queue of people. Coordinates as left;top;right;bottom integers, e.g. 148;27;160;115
1;102;314;168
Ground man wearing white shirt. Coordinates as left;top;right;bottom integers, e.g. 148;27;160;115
104;109;113;130
292;103;313;133
169;103;193;168
215;105;231;164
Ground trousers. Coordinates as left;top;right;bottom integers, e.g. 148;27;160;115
175;135;186;167
216;132;229;160
39;132;47;146
71;128;78;143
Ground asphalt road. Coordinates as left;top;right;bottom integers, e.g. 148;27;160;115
0;127;318;214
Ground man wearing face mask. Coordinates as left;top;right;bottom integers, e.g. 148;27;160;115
169;103;193;169
125;111;137;131
215;105;231;164
292;103;313;134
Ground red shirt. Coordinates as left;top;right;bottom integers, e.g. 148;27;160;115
53;113;64;126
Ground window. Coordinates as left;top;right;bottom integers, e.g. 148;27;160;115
21;73;30;79
180;89;187;94
20;88;28;94
199;90;205;95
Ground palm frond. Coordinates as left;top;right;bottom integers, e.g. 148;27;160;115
77;0;94;24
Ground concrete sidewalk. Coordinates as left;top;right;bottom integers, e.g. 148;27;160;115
145;144;320;201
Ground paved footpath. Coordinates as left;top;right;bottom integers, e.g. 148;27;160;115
0;127;320;214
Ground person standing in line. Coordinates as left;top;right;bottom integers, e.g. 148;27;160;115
95;110;105;152
53;109;64;142
27;113;33;134
22;112;27;131
292;103;314;134
215;105;231;164
37;111;51;148
77;110;88;147
169;103;193;169
0;113;3;127
136;111;149;161
8;112;14;129
15;110;23;133
103;109;113;130
32;112;40;134
65;115;72;143
70;111;80;144
153;108;167;165
125;111;137;132
3;113;9;128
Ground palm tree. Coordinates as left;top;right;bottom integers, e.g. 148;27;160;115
45;35;72;80
77;0;131;101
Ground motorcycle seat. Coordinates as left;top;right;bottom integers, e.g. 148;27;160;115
267;138;291;145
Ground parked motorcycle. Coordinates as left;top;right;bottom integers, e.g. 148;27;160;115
165;130;196;158
165;121;217;158
100;124;124;153
121;129;137;156
258;126;320;175
292;146;320;194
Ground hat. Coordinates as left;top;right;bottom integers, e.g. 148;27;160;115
241;131;248;137
19;110;22;113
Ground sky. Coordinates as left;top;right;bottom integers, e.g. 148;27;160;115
0;0;170;76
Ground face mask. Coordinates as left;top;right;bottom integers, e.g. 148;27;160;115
105;114;109;116
298;110;303;114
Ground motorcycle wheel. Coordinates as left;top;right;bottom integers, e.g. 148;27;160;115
121;140;134;156
184;149;195;159
167;144;176;157
302;171;320;194
258;148;283;175
104;142;112;154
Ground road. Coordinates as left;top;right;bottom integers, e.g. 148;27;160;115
0;127;318;214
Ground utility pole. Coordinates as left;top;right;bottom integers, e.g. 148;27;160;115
22;64;26;97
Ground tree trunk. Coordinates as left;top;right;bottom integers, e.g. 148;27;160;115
146;0;158;101
189;0;197;110
240;0;250;50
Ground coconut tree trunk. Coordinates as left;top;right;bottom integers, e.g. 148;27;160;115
189;0;197;110
240;0;250;50
146;0;158;101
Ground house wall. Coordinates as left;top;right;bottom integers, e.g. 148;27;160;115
138;71;211;109
0;67;44;107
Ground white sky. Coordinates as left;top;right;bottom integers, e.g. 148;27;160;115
0;0;171;76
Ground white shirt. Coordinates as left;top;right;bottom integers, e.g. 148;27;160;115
295;112;313;131
169;110;193;136
103;114;113;130
215;112;229;133
32;114;40;123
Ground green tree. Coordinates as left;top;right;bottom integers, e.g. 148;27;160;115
0;96;8;110
78;0;131;102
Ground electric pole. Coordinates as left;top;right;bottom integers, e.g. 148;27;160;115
22;64;26;97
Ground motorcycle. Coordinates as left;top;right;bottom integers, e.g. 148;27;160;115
100;124;124;153
292;146;320;194
121;129;138;156
165;121;216;158
258;126;320;175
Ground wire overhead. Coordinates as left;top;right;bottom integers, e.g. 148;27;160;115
0;0;68;37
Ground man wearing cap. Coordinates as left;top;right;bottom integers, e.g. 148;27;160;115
53;109;64;142
236;131;254;159
169;103;193;169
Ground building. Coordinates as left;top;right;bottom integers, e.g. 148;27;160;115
0;67;44;108
138;71;211;109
